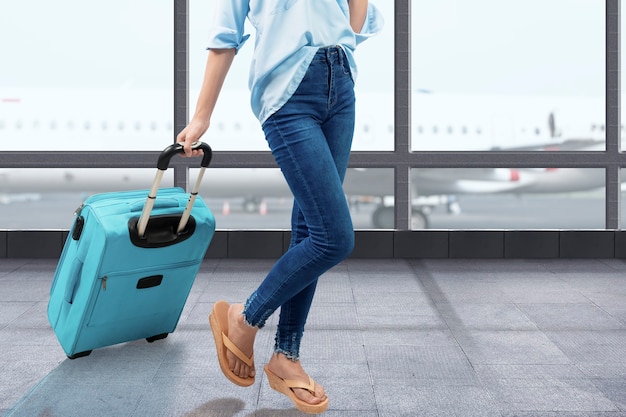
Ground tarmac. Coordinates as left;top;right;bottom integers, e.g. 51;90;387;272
1;257;626;416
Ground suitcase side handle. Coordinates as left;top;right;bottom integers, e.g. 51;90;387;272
137;142;212;239
63;258;83;304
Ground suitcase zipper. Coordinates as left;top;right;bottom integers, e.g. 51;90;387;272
85;188;184;209
101;260;200;283
73;203;85;216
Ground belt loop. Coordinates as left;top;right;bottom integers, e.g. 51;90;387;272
336;45;343;66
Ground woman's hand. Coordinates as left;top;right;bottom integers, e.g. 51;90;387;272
176;117;210;157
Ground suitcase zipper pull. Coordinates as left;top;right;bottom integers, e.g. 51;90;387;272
73;203;85;216
102;276;107;291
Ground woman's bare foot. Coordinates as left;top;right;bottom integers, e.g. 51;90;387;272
266;353;327;406
226;303;258;379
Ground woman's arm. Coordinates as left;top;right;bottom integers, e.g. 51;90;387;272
176;48;236;156
348;0;368;33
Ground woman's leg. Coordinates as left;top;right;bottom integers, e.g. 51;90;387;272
271;97;356;362
223;47;355;392
261;47;356;409
247;46;356;352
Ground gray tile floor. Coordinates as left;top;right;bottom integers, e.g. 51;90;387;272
1;258;626;417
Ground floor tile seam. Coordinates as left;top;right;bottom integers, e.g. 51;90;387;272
1;262;30;277
466;377;620;417
476;373;614;383
360;349;381;417
552;279;626;322
542;328;626;341
7;302;48;328
521;324;626;332
406;259;494;382
370;376;484;386
595;259;626;271
578;298;626;329
587;374;626;411
440;301;541;329
511;302;616;333
379;261;503;407
348;260;392;417
1;324;54;332
576;363;626;379
475;376;605;385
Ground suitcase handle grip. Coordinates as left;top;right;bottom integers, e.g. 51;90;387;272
137;142;212;239
157;141;212;171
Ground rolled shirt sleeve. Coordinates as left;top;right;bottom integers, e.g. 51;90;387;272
354;3;384;46
206;0;251;51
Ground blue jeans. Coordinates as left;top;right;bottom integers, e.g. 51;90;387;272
243;46;356;360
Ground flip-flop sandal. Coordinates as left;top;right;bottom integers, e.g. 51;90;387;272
264;365;329;414
208;300;255;387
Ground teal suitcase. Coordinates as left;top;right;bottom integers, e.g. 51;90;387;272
48;143;215;359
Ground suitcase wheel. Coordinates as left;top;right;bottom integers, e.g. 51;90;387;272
67;350;92;360
146;333;169;343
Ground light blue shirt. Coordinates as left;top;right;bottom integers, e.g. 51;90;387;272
206;0;384;124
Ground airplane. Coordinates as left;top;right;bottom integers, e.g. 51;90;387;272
0;86;612;228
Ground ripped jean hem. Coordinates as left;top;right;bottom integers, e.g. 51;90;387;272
241;311;258;329
243;291;271;329
274;347;300;362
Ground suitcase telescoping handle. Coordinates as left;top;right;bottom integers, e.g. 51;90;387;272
137;141;212;238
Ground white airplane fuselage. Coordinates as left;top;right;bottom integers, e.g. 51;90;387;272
0;87;612;227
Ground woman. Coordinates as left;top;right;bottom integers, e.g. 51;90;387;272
177;1;382;413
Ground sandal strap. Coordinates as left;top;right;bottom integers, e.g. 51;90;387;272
282;376;316;394
222;332;254;367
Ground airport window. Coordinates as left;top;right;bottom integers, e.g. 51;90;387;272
410;168;606;230
0;1;623;232
0;169;173;229
411;1;605;152
188;168;395;230
0;0;173;152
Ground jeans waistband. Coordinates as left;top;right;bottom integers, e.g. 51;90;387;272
315;45;345;65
